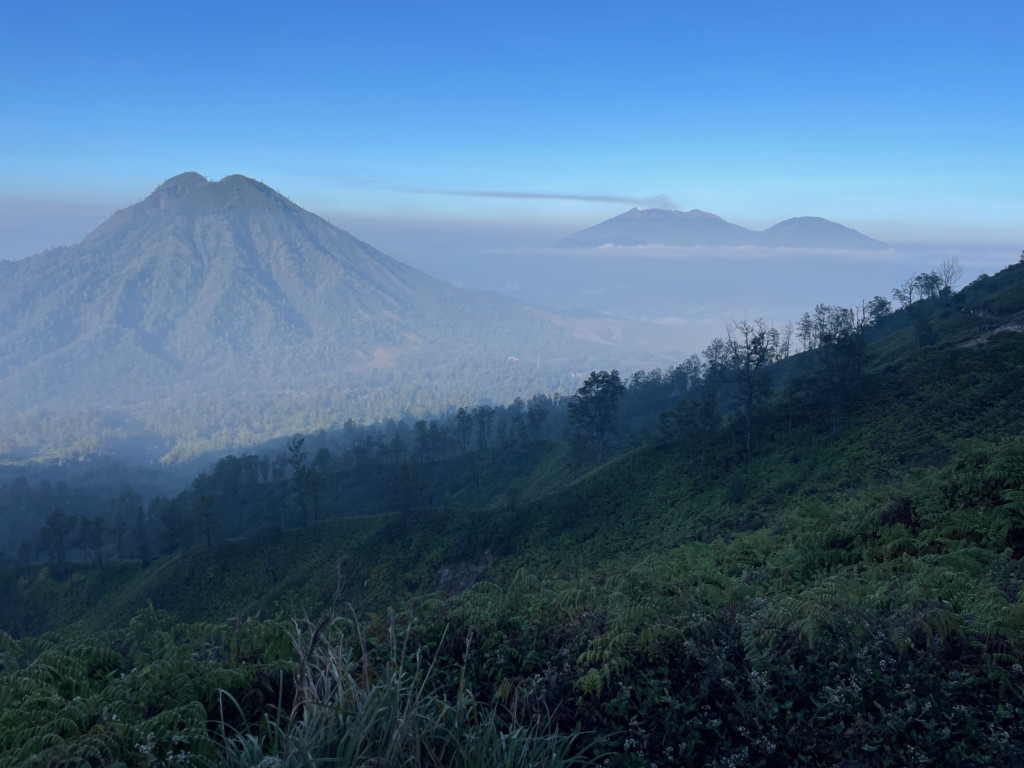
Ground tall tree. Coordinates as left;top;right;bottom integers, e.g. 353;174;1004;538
938;258;963;292
387;461;426;515
815;326;866;439
160;505;194;556
75;516;106;570
473;405;495;451
297;465;325;524
414;420;430;463
112;512;128;559
195;493;219;546
287;435;308;476
659;381;719;491
455;407;473;453
568;370;626;465
866;295;892;324
726;319;776;454
525;396;549;441
39;508;77;579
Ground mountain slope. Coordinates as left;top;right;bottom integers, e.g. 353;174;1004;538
557;207;888;249
0;174;690;458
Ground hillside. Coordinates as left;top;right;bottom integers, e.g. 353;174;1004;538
3;259;1024;767
557;206;889;249
0;173;690;462
6;259;1024;633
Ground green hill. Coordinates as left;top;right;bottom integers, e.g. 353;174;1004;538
3;258;1024;767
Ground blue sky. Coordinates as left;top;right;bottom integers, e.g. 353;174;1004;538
2;0;1022;347
2;0;1021;242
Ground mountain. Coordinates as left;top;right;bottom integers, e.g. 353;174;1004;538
556;207;889;250
0;173;690;460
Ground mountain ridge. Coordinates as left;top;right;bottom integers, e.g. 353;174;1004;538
557;207;889;250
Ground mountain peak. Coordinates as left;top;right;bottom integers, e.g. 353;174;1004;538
618;208;726;222
558;208;887;249
151;172;209;199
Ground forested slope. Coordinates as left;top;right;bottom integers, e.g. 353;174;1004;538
3;257;1024;767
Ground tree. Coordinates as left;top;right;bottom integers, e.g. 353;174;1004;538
866;295;892;324
796;312;815;352
272;452;288;480
287;435;307;476
726;319;776;454
815;326;866;439
40;508;77;579
473;405;495;451
314;447;331;473
660;381;719;492
525;395;549;441
258;454;271;482
297;465;325;524
387;461;425;515
778;322;794;360
74;516;105;570
428;420;445;460
160;505;194;555
914;272;942;301
568;370;626;465
112;512;128;559
17;538;31;565
892;273;918;307
414;420;430;463
938;258;963;292
195;493;219;546
455;407;473;453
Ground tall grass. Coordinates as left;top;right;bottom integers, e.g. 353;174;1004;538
217;590;595;768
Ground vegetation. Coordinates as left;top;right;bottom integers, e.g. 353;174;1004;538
2;254;1024;765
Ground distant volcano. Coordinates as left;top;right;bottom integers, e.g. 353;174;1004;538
557;207;888;250
0;173;690;458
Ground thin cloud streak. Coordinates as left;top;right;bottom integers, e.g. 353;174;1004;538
392;185;676;209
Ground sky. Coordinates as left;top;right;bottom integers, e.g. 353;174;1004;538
1;0;1022;347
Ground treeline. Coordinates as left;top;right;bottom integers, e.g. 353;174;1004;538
7;255;1022;577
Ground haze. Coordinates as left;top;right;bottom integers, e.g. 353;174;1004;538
3;2;1022;350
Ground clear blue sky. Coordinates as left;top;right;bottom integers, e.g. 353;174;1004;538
2;0;1022;254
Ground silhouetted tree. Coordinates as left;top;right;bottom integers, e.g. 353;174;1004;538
112;512;128;559
726;319;776;453
387;461;426;515
568;369;626;465
866;296;892;323
314;447;331;473
160;505;194;555
195;493;219;546
40;508;77;579
287;435;307;476
526;395;549;441
298;465;325;524
473;405;495;450
455;407;473;453
75;516;105;570
414;420;430;463
816;326;866;439
660;381;719;491
938;258;963;291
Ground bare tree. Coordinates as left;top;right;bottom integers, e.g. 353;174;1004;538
938;258;964;291
778;322;794;360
